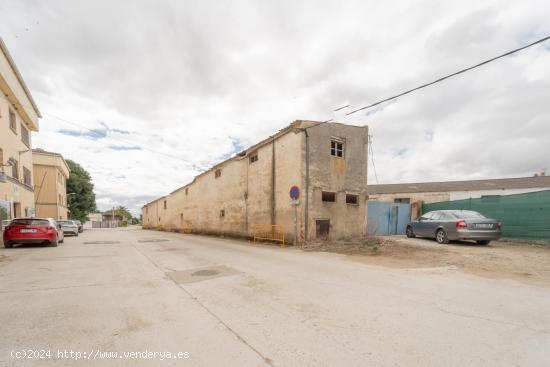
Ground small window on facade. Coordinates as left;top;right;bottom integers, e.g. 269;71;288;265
346;194;358;205
23;167;31;186
21;125;30;147
180;213;183;220
249;153;258;163
322;191;336;202
330;140;344;157
220;209;225;218
394;198;410;203
215;169;222;178
146;208;148;214
164;200;167;210
185;188;189;195
9;109;16;133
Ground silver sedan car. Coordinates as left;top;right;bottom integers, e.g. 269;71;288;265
57;220;79;236
406;210;501;245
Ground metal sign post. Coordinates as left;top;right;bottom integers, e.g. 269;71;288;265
289;185;301;247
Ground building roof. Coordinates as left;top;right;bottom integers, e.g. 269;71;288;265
368;176;550;195
0;37;41;118
32;149;71;177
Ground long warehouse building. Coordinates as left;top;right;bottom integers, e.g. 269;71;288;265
141;120;369;243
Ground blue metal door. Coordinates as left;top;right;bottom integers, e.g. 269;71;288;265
368;201;411;235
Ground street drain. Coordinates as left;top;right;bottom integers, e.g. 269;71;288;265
138;239;169;243
192;269;220;277
168;265;240;284
83;241;120;245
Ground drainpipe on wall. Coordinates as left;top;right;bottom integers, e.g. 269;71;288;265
271;137;276;225
303;121;327;242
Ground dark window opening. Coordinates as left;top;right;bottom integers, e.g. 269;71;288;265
146;208;148;214
330;140;344;157
215;169;222;178
394;198;410;203
163;200;167;210
249;153;258;163
185;188;188;195
346;194;358;204
322;191;336;202
180;213;183;220
220;209;225;218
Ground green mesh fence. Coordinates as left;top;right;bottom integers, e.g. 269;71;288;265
422;190;550;239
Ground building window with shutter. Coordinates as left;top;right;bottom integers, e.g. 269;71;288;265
8;158;18;179
9;109;17;133
21;125;30;147
23;167;31;186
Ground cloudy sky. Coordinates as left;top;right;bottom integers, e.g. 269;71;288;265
1;0;549;215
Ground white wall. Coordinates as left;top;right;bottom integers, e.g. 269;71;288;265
449;188;550;201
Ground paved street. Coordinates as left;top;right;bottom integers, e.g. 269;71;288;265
1;227;549;367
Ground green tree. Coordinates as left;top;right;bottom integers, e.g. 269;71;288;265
66;160;97;222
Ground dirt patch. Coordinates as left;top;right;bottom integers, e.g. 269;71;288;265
303;236;550;287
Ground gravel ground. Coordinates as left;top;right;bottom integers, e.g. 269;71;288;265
303;236;550;288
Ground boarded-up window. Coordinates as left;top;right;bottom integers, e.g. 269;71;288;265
21;125;30;146
322;191;336;202
330;140;344;157
215;169;222;178
346;194;358;205
23;167;31;186
9;109;16;132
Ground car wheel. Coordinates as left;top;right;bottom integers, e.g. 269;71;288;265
406;226;416;238
48;240;58;247
476;240;490;245
4;241;13;248
435;229;449;244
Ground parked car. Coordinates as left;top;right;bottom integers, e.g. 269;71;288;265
406;210;501;245
58;220;79;236
3;218;64;248
74;220;83;233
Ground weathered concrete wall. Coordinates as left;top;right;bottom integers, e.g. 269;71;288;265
142;121;369;243
305;123;369;240
369;192;451;204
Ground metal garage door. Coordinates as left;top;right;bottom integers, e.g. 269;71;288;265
367;201;411;235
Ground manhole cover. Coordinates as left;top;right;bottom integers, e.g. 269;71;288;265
138;239;169;243
192;269;220;277
83;241;120;245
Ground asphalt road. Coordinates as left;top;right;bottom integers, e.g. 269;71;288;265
1;227;549;366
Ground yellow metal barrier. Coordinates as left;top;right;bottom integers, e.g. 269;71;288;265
181;223;193;234
251;224;285;247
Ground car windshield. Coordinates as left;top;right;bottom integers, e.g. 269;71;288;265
10;219;50;226
450;210;486;219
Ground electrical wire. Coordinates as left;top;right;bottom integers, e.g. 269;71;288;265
346;35;550;115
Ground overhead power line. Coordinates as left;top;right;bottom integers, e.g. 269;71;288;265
346;35;550;116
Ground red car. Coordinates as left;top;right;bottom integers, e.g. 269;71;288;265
3;218;64;248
